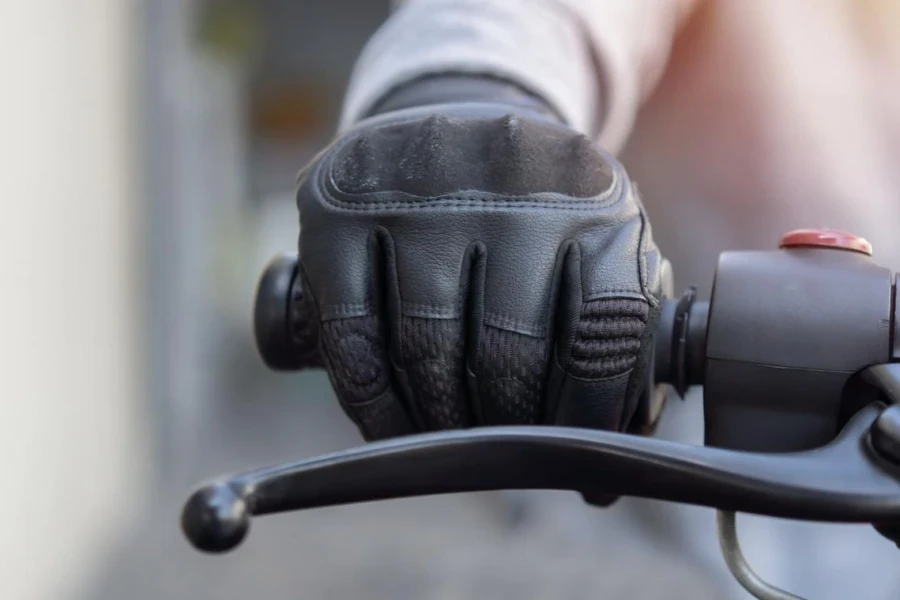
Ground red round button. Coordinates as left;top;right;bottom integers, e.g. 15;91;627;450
779;228;873;256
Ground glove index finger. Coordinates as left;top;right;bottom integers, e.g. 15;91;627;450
306;240;416;441
318;310;417;441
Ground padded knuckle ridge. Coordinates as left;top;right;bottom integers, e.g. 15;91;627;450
569;298;650;379
331;114;614;198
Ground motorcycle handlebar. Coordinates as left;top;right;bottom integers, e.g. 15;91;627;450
182;402;900;554
253;253;711;382
183;228;900;600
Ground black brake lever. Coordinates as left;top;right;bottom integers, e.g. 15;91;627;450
182;403;900;553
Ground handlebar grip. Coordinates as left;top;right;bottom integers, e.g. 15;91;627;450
254;252;699;381
253;253;322;370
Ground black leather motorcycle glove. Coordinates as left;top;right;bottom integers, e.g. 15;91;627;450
290;75;666;441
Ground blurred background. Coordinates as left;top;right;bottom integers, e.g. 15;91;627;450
3;2;899;599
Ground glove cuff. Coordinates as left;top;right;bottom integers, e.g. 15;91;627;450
364;73;564;124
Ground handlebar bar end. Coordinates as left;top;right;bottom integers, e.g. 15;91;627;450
181;482;250;554
254;253;304;371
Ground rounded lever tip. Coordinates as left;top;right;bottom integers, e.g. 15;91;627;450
181;482;250;553
871;405;900;464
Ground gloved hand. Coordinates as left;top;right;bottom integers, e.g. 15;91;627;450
285;77;668;441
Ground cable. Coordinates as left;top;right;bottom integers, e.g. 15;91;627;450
716;510;806;600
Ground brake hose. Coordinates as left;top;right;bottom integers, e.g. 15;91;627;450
717;511;806;600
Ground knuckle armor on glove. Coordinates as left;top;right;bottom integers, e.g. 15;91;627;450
293;103;664;440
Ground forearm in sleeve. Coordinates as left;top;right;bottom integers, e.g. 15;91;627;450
340;0;700;153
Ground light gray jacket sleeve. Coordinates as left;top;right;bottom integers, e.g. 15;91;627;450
340;0;699;152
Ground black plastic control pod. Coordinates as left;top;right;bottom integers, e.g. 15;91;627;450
701;230;894;452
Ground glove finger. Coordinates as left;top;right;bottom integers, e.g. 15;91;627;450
469;243;552;426
397;315;470;430
474;324;551;425
547;244;652;431
306;251;416;441
374;227;472;430
318;314;416;440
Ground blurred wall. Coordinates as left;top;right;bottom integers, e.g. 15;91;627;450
0;2;148;600
142;0;256;485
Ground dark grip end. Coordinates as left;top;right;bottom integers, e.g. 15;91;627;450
181;482;250;553
254;253;306;371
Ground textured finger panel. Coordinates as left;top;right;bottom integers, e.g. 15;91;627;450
320;317;385;402
476;326;549;425
331;114;613;198
319;316;414;440
399;316;469;430
569;299;649;379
